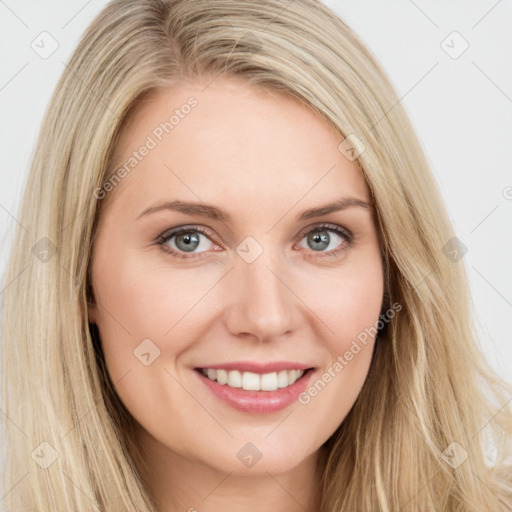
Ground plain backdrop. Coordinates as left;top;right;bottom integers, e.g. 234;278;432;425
0;0;511;386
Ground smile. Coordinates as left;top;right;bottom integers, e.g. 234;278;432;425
199;368;305;391
194;365;315;413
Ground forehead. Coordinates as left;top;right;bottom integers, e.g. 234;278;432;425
102;76;370;219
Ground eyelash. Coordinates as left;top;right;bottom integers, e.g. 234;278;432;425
156;223;354;260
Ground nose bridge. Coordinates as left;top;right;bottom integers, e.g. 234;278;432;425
227;242;294;340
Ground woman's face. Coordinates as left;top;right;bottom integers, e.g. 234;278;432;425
88;76;384;478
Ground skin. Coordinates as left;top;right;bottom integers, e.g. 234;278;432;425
88;75;384;512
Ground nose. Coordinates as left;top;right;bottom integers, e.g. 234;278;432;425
224;249;298;343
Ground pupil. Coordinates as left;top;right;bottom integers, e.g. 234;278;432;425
309;231;329;251
177;232;199;252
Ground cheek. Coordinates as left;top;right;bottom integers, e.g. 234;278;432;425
91;249;211;435
333;270;383;341
328;266;383;376
91;245;220;375
303;250;384;345
294;251;383;422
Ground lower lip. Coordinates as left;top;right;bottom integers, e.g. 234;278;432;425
194;368;314;413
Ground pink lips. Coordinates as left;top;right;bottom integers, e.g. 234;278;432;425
194;364;315;413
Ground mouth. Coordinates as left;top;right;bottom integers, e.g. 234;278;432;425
193;364;316;413
195;366;314;391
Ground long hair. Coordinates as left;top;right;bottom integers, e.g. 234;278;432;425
1;0;511;510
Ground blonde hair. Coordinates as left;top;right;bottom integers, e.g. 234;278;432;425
1;0;511;510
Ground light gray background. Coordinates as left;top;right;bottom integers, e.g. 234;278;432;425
1;0;511;385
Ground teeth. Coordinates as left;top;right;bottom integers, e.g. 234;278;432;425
242;371;260;391
261;372;278;391
227;370;242;388
277;370;289;388
200;368;306;390
216;369;228;385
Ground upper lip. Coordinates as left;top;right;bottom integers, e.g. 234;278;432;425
195;361;315;374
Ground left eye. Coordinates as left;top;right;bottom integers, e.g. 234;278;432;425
157;224;353;259
297;226;350;254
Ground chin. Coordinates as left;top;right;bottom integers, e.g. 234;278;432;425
198;438;315;476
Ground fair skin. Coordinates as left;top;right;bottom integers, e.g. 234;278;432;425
88;76;384;512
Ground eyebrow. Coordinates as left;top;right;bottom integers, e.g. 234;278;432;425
137;197;372;223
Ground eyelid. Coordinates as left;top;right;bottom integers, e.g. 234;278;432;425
156;224;217;245
294;222;352;241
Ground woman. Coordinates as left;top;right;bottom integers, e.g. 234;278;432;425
1;0;511;510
